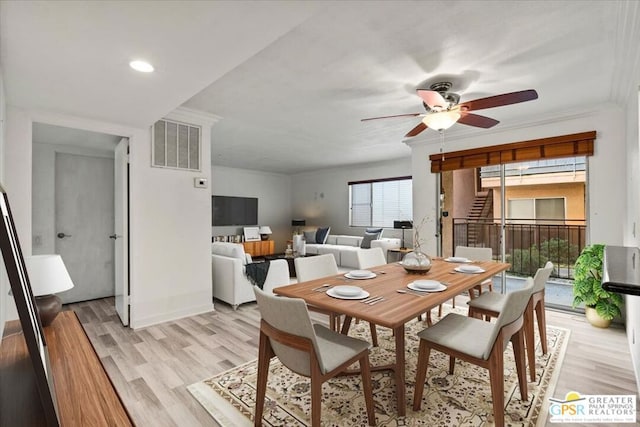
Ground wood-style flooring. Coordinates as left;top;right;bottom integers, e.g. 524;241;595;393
67;297;639;426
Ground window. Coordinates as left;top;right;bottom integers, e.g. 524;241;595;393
349;177;412;227
507;197;565;224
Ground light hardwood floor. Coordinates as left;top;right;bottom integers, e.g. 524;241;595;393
67;298;639;426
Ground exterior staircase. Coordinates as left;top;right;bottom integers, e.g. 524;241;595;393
466;190;493;245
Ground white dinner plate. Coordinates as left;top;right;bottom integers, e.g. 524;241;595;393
326;288;370;300
332;285;363;297
445;256;471;263
407;282;447;292
412;279;442;290
344;272;377;280
348;270;373;277
454;265;486;274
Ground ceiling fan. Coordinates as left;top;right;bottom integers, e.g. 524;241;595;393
361;82;538;137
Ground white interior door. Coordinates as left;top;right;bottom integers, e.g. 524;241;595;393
114;138;129;326
55;153;114;302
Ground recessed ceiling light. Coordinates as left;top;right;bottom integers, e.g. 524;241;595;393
129;60;154;73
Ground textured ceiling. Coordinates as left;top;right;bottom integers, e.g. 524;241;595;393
2;1;639;173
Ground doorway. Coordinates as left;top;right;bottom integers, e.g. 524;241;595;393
32;123;125;305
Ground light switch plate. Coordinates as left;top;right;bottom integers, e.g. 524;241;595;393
194;177;208;188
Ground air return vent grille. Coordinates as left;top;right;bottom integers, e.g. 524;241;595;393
152;119;201;171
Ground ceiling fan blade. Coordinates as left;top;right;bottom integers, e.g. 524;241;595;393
405;122;427;137
458;89;538;112
416;90;447;109
361;113;421;122
458;112;500;128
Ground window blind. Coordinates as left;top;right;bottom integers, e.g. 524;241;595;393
349;177;412;227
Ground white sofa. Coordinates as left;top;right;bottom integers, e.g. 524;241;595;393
305;235;401;268
211;242;289;309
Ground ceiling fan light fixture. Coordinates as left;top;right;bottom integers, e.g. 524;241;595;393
421;110;461;131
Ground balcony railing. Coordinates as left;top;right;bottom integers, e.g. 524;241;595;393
452;218;586;279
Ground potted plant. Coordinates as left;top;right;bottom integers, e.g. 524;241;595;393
572;244;624;328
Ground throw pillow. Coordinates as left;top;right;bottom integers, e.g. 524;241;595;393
365;227;384;239
303;230;316;243
315;226;331;244
360;232;378;249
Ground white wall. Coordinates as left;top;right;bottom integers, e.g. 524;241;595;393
290;157;413;243
129;107;216;328
0;68;6;332
623;89;640;394
211;166;292;253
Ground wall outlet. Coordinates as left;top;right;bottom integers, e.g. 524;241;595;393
194;177;208;188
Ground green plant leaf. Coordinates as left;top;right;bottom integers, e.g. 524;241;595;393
595;300;620;321
572;244;623;316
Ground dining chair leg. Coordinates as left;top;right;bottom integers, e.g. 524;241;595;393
535;297;548;354
359;355;376;426
412;340;431;411
523;301;536;382
438;304;443;317
369;323;379;347
488;349;505;427
448;355;456;374
255;331;273;427
310;364;323;426
511;329;529;400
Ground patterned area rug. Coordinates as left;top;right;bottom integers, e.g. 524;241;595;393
188;306;569;426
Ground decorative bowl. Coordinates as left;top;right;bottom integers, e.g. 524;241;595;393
401;251;432;274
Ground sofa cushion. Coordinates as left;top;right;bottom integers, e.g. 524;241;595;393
303;230;316;243
336;235;362;247
365;227;384;239
211;242;248;264
360;232;378;249
316;227;331;244
325;235;338;245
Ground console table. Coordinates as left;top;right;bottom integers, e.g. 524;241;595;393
243;240;275;257
0;310;132;426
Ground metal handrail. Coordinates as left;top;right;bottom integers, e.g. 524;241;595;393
452;217;586;279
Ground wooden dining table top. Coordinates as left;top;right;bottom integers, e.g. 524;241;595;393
273;257;511;329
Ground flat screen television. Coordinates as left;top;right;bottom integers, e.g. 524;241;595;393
212;195;258;226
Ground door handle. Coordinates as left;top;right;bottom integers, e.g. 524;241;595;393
109;234;122;240
57;232;71;239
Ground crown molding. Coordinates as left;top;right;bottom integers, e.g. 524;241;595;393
163;106;221;127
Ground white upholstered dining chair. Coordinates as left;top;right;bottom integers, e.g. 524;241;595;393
295;254;379;346
467;261;554;381
355;247;387;270
413;278;533;427
253;287;376;426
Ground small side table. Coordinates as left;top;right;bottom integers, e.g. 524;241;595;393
386;247;413;263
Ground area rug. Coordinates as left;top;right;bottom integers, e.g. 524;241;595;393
188;306;570;426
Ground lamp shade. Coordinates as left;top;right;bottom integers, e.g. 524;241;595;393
259;226;272;235
421;110;461;131
25;254;74;296
393;220;413;229
291;219;306;226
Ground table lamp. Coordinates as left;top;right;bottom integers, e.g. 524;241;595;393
259;226;272;241
25;254;74;326
291;219;305;235
393;220;413;249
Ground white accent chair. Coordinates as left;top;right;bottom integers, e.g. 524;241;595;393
355;247;387;270
253;287;376;426
413;278;533;427
211;242;289;310
467;261;554;381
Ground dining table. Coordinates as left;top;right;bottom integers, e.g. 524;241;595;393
273;256;511;416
